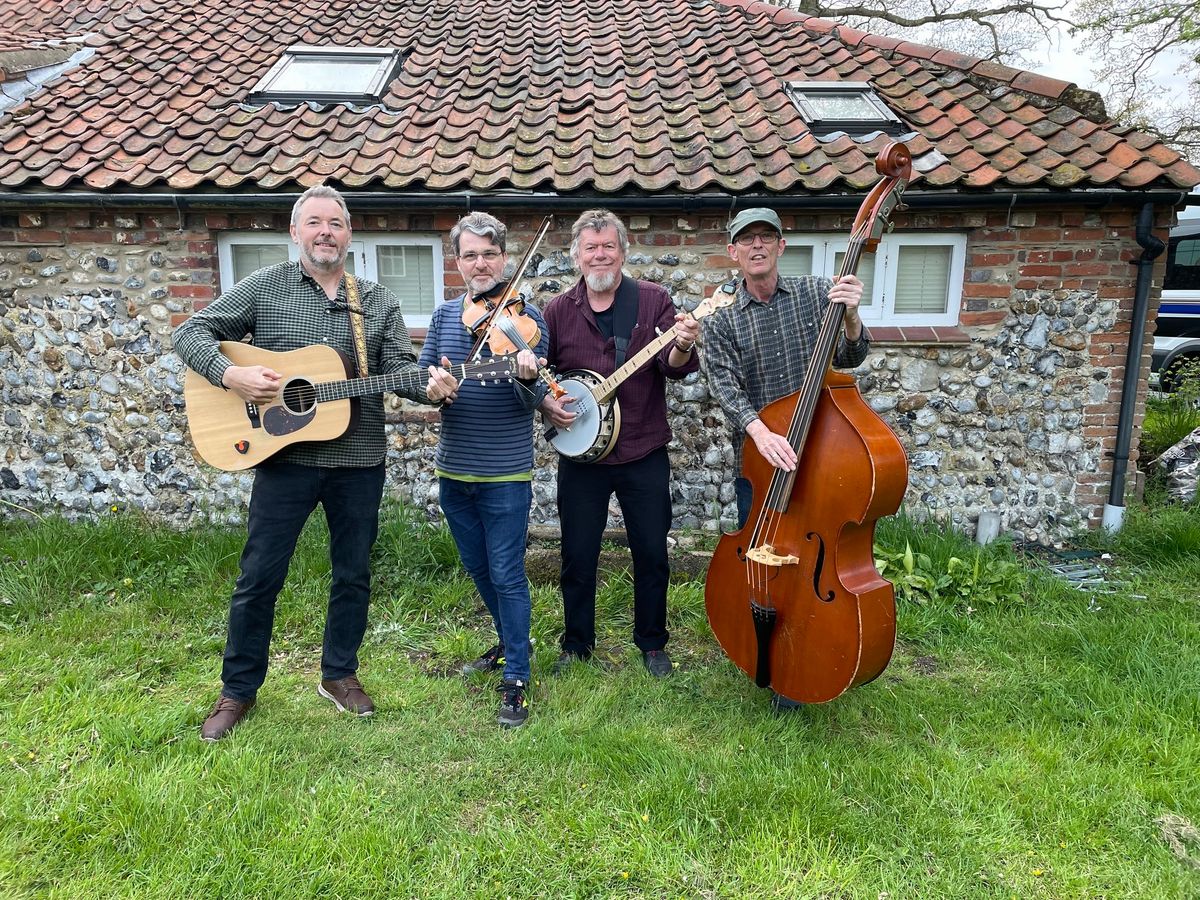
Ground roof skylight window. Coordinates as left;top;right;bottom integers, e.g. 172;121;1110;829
249;45;401;104
786;81;904;136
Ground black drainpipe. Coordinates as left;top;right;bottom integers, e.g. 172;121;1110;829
1103;202;1166;532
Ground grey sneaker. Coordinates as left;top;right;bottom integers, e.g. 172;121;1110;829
552;651;587;675
461;640;534;676
497;680;529;728
317;675;375;716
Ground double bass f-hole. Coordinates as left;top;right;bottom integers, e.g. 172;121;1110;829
805;531;836;603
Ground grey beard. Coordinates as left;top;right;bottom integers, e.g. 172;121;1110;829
301;246;346;272
584;270;621;293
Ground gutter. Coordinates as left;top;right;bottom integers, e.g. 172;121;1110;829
0;188;1188;212
1103;202;1166;533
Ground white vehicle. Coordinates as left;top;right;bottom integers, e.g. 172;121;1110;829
1152;221;1200;392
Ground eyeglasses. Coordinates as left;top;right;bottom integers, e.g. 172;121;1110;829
459;250;504;263
733;231;781;246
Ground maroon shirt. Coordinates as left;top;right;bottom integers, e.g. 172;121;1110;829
543;276;700;465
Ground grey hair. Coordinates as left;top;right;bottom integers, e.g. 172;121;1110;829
450;212;507;256
290;185;351;228
569;209;629;264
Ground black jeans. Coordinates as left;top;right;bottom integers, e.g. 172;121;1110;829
220;461;385;702
557;446;671;655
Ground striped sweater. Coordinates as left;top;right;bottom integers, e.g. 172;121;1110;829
418;297;549;479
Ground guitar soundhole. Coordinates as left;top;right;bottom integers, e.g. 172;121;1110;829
281;378;317;415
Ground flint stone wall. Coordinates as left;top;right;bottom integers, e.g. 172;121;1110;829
0;204;1168;543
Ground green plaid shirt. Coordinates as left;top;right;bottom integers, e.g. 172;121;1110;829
174;261;430;468
700;274;870;472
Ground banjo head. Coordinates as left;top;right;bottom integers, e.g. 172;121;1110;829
546;370;617;461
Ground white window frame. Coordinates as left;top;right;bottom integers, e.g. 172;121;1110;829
782;232;966;327
216;232;446;328
248;45;402;104
785;81;904;137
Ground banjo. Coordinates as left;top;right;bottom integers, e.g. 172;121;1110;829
495;291;733;462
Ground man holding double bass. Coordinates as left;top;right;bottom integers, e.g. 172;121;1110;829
700;208;869;710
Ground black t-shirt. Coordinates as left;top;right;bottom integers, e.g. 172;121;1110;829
593;305;615;340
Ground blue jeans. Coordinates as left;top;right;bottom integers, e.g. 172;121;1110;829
439;478;533;683
735;476;753;530
221;462;385;702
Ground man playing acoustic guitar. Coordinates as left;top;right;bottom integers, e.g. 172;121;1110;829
540;209;700;678
174;185;456;741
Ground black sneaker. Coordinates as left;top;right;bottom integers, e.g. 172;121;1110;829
497;680;529;728
770;691;804;713
642;649;673;677
462;643;505;675
552;651;587;675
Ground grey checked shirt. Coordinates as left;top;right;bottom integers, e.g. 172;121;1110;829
701;274;870;472
174;261;431;468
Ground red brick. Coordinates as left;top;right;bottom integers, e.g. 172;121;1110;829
169;285;215;299
970;252;1015;266
962;283;1012;298
1019;264;1062;276
1065;263;1108;276
15;229;64;243
1063;228;1108;241
959;310;1007;326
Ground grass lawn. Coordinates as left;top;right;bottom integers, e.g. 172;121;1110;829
1;502;1198;898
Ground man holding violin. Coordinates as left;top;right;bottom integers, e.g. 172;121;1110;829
540;209;700;678
420;211;546;728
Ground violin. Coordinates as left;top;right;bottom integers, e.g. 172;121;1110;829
703;141;913;705
461;279;542;356
461;217;552;360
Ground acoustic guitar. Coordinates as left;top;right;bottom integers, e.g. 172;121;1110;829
184;341;516;470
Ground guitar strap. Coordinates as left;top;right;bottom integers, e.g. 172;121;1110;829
612;276;638;368
344;274;369;378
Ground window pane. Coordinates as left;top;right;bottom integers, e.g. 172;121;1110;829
1166;237;1200;289
807;93;884;120
376;245;435;316
895;245;952;314
231;244;289;283
777;245;814;278
834;250;876;308
272;57;381;94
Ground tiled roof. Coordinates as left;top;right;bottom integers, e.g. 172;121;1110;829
1;0;1197;195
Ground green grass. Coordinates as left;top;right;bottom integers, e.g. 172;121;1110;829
2;504;1199;898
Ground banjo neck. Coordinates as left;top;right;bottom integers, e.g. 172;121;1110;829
593;321;683;403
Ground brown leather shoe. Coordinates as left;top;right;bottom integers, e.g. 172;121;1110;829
318;675;375;716
200;695;254;741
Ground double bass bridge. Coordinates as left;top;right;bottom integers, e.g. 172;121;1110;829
744;544;798;567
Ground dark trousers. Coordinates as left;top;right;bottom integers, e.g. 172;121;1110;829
557;446;671;655
221;461;385;702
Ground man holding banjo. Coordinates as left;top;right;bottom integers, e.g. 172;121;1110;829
540;209;700;677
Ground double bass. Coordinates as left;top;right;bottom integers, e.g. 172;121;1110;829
704;142;912;705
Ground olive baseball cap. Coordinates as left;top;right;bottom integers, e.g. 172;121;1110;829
727;208;783;241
